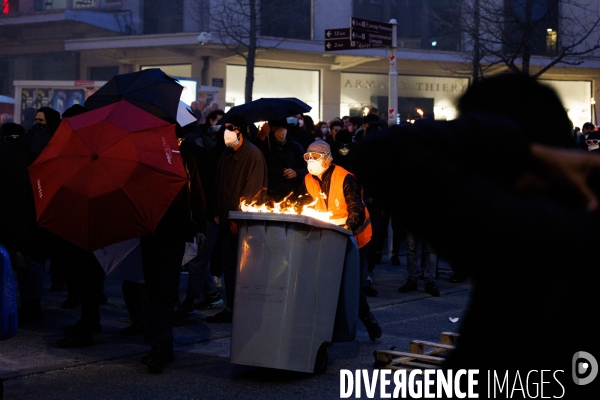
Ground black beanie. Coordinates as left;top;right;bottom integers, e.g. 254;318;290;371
221;115;248;135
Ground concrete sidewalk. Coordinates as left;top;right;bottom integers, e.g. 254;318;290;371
1;247;472;400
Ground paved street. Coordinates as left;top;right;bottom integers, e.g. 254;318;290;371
1;243;472;400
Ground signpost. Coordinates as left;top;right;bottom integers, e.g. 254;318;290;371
325;28;350;39
350;28;393;47
324;18;398;126
325;39;379;51
350;17;393;35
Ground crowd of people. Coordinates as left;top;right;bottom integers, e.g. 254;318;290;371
0;98;394;374
2;73;599;392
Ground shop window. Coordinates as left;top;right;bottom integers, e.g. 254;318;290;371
226;65;320;122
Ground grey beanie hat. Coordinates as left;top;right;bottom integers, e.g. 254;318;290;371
306;140;331;155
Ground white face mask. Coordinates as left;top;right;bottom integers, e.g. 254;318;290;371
588;144;599;151
224;130;240;147
307;159;326;176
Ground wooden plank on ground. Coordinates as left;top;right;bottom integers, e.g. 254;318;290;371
374;332;459;371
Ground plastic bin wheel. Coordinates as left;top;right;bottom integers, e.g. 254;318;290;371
313;343;328;374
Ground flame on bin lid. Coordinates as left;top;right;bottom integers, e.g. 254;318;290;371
240;194;333;223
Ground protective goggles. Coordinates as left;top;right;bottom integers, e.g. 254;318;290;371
225;125;239;131
303;152;329;161
586;139;600;145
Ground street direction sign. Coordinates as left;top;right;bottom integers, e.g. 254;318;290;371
350;17;394;34
324;39;379;51
350;27;393;46
325;28;350;39
325;39;353;51
324;18;395;51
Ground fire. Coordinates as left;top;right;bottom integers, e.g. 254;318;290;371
240;194;333;223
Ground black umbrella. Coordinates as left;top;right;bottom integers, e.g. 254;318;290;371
84;68;183;122
222;97;311;123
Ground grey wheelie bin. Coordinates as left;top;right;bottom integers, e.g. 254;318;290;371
228;211;357;374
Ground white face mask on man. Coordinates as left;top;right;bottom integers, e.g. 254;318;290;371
224;127;240;147
307;159;326;176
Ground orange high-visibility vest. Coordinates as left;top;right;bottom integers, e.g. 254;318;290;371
304;165;372;248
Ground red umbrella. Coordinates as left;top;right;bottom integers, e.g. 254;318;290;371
28;100;188;251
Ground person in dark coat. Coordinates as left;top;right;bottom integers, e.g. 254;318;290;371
0;107;60;323
207;115;267;323
287;114;314;151
253;118;307;201
325;119;344;149
354;114;381;143
51;104;93;305
583;130;600;153
140;146;207;373
357;73;600;397
0;122;25;147
355;113;386;279
174;110;226;315
331;129;358;175
51;104;111;349
576;122;595;151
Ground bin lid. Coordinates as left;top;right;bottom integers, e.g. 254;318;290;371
229;211;352;236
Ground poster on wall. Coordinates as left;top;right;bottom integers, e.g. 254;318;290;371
13;81;107;129
20;88;87;128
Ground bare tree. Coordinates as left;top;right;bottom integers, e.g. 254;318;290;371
210;0;260;104
436;0;600;80
185;0;310;104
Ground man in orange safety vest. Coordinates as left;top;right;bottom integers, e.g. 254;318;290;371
302;140;382;341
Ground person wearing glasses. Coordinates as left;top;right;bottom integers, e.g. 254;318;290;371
300;141;382;342
585;131;600;153
209;115;267;323
577;122;596;150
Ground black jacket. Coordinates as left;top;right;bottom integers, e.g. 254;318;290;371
358;113;598;394
331;131;358;175
180;124;224;220
152;152;207;242
217;138;268;226
253;134;307;201
287;124;314;152
0;127;55;261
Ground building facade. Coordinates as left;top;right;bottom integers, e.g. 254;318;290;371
1;0;599;127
